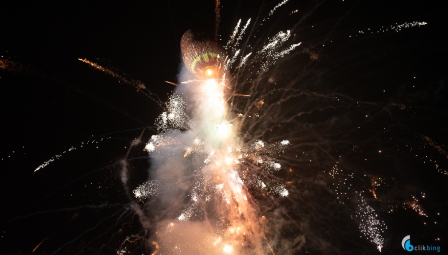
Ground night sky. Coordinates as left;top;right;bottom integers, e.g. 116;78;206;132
1;0;448;254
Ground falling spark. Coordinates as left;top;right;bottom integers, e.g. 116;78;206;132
269;0;289;16
390;21;427;32
234;19;251;47
356;195;386;251
132;180;159;201
227;19;241;47
237;52;252;68
215;0;221;41
164;80;178;86
232;93;251;97
32;237;49;253
269;0;288;16
34;138;111;172
78;58;162;107
357;21;427;35
405;195;428;217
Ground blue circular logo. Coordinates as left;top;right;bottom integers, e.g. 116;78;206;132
405;239;414;252
402;235;414;252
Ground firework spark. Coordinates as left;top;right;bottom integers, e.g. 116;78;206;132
356;195;386;251
133;180;159;201
78;58;163;107
34;137;111;172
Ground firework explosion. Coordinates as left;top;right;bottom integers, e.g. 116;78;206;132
115;1;436;253
113;3;311;254
1;0;447;254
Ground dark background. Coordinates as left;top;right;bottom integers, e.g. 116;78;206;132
1;0;447;254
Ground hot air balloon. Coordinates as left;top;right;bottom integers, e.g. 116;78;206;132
180;29;225;79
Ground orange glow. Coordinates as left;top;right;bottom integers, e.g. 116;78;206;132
206;68;214;77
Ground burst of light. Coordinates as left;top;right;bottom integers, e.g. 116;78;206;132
205;68;214;77
223;244;233;254
204;78;219;90
216;122;233;138
280;140;290;145
144;142;155;152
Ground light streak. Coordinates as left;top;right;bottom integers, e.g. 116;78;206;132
34;138;111;172
391;21;427;32
226;19;241;48
260;31;291;53
357;21;427;35
32;237;49;253
78;58;163;107
269;0;289;16
232;93;251;97
227;49;240;67
164;80;178;86
234;19;251;47
237;52;252;68
133;180;159;201
215;0;221;41
78;58;146;90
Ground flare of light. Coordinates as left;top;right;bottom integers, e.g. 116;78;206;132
223;244;233;254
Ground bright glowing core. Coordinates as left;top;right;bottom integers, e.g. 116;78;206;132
223;244;233;254
205;68;214;77
216;122;232;138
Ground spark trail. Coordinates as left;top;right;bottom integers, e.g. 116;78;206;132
34;137;112;172
78;58;163;108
